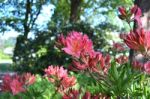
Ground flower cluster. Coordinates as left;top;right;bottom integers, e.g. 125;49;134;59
119;5;150;74
123;28;150;53
112;42;125;52
44;65;76;93
1;73;36;95
118;5;142;25
57;31;111;74
63;89;109;99
58;31;94;58
115;55;128;64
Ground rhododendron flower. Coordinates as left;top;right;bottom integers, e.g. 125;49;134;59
56;34;66;48
62;31;94;58
1;74;13;92
10;79;25;95
144;61;150;74
132;60;144;70
71;51;111;74
123;28;150;53
82;91;91;99
23;73;36;86
115;55;128;64
63;89;104;99
63;89;80;99
72;61;88;70
131;5;142;26
112;42;125;52
1;74;25;95
44;65;76;93
100;54;111;74
61;76;76;89
118;5;142;25
119;33;127;39
1;73;36;95
124;28;146;52
44;66;68;82
118;7;126;16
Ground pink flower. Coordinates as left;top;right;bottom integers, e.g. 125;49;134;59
100;54;111;74
118;5;142;26
115;55;128;64
61;76;76;89
44;66;76;93
71;51;111;74
123;28;145;52
118;6;126;16
56;34;66;47
23;73;36;86
112;42;125;52
62;89;80;99
72;61;88;70
62;31;93;58
131;5;142;26
1;73;36;95
44;66;68;82
82;91;91;99
132;60;144;70
145;31;150;51
10;79;25;95
1;74;12;92
144;61;150;74
119;33;127;39
123;28;150;53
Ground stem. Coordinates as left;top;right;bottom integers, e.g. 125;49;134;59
127;21;132;30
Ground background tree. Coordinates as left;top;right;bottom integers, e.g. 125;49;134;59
0;0;133;74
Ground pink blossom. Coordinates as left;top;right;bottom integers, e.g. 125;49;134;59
144;61;150;74
100;54;111;74
132;60;144;70
118;5;142;26
72;61;88;70
23;73;36;86
118;6;126;16
123;28;145;52
44;66;76;93
1;74;12;92
115;55;128;64
61;76;76;89
56;34;66;47
63;90;104;99
82;91;91;99
123;28;150;53
145;31;150;51
62;89;79;99
131;5;142;26
62;31;93;58
71;51;111;74
1;73;36;95
44;66;68;82
112;42;125;52
10;79;25;95
119;33;127;39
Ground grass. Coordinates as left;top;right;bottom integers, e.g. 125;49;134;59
0;50;11;60
0;50;13;72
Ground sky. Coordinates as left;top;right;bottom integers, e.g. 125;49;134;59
0;4;55;40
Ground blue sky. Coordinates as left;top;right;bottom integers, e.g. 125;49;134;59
0;4;55;39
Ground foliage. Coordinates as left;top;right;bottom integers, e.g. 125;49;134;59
2;0;150;98
0;50;11;60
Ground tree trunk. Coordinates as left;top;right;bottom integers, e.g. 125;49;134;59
70;0;82;23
